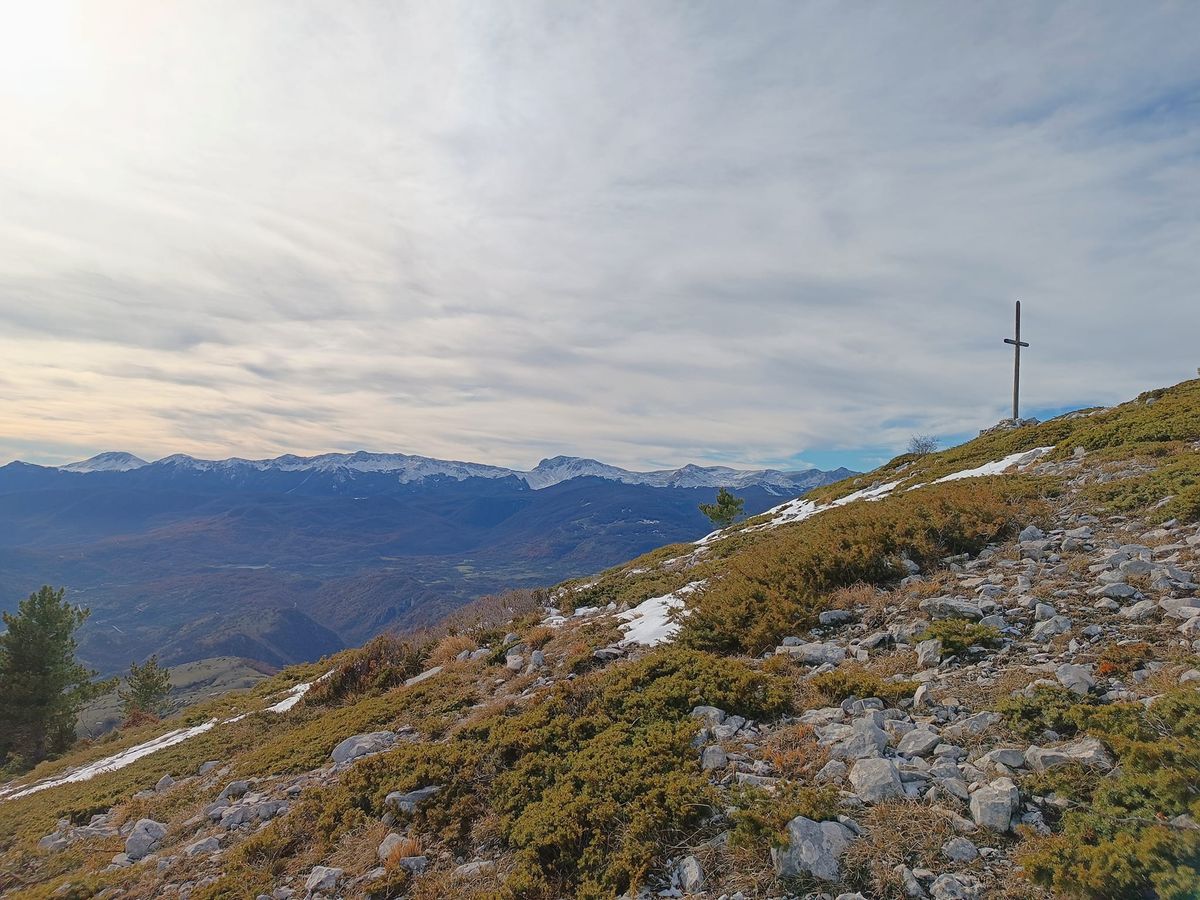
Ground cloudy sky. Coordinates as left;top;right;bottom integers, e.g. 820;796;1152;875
1;1;1198;473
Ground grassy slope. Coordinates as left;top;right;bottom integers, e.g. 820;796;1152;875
2;378;1199;899
76;656;275;738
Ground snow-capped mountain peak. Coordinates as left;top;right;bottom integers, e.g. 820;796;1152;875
48;450;851;493
59;451;149;473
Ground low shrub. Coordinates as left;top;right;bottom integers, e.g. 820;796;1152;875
799;666;917;709
305;634;428;707
678;478;1047;655
1014;690;1200;898
727;783;839;851
336;647;789;900
996;685;1087;739
1095;642;1153;678
917;620;1002;657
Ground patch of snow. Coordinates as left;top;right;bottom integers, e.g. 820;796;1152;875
701;445;1058;547
618;581;704;647
931;446;1056;482
265;681;313;713
543;604;606;628
0;671;332;802
0;721;217;800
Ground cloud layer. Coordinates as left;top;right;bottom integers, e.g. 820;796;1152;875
2;1;1199;471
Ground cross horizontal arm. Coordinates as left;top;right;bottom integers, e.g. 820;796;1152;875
1004;339;1030;347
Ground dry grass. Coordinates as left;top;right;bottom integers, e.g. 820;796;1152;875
827;582;881;610
327;820;390;874
703;835;779;898
427;634;478;667
905;574;957;599
383;834;424;868
865;649;919;679
407;862;506;900
761;724;829;780
840;801;957;898
522;625;556;649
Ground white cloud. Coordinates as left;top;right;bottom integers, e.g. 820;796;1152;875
1;0;1198;469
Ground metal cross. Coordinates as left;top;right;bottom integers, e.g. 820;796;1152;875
1003;300;1030;420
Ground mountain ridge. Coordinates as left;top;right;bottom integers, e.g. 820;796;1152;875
33;449;850;494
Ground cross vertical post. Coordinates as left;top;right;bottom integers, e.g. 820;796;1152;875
1003;300;1029;420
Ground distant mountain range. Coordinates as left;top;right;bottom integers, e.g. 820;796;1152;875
47;450;841;494
0;450;853;675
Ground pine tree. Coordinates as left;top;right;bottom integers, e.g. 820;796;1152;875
699;487;745;527
119;655;172;719
0;586;114;768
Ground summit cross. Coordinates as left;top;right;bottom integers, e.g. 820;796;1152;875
1003;300;1030;420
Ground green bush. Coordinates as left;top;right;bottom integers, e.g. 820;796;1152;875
802;668;917;708
728;782;840;850
304;633;428;707
917;620;1002;658
679;478;1046;655
996;685;1089;739
1016;690;1200;899
335;647;789;900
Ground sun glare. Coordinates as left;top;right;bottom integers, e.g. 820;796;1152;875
0;0;79;101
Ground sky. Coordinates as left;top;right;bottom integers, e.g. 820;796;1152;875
1;1;1198;474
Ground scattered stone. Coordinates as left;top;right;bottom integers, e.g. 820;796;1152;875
776;641;845;665
377;832;404;862
183;836;219;857
1025;737;1115;773
701;745;728;771
897;728;942;758
1120;600;1158;621
930;873;983;899
384;784;443;814
125;819;167;861
849;758;903;803
1056;663;1094;696
677;855;705;893
770;815;854;881
941;836;978;862
691;706;726;725
1032;616;1071;640
919;597;983;621
820;609;856;626
304;866;342;894
969;778;1019;832
330;731;395;764
916;639;942;669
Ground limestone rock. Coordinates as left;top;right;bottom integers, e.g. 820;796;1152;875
770;815;854;881
677;854;705;893
124;819;167;861
941;836;978;862
1025;737;1114;773
330;731;395;764
849;757;903;803
1055;663;1094;696
919;597;983;621
304;866;343;893
969;778;1019;832
384;784;443;814
916;639;942;669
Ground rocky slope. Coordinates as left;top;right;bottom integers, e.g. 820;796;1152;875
1;379;1198;900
